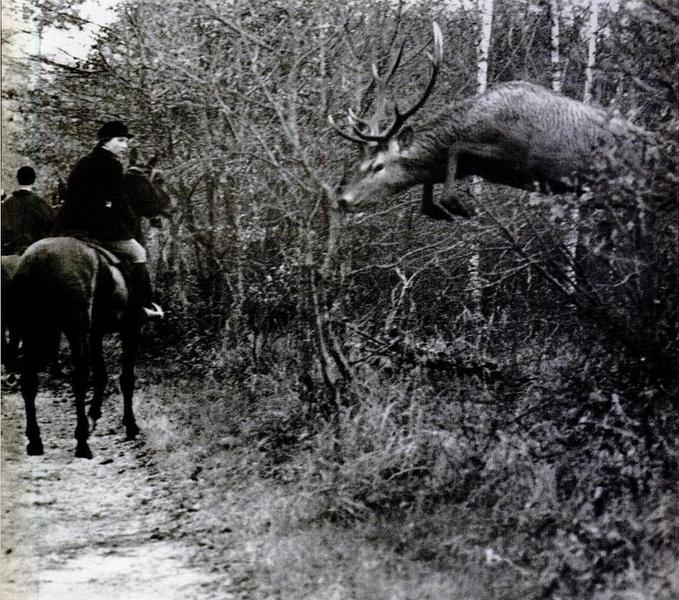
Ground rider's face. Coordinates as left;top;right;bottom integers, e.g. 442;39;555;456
102;136;129;159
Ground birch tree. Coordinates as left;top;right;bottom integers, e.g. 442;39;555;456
466;0;494;320
582;0;599;104
564;0;599;293
550;0;562;93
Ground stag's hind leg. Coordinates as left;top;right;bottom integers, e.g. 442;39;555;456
119;323;140;440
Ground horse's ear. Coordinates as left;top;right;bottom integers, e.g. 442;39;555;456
148;155;158;169
129;147;138;166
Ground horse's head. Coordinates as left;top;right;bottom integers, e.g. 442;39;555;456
125;151;172;218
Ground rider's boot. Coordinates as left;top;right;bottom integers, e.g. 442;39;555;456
128;262;164;320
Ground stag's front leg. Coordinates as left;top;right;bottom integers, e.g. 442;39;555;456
438;153;474;218
119;325;140;440
421;183;458;221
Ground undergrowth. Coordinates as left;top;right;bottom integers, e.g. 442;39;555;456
138;321;678;600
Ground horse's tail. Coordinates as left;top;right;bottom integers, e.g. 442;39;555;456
14;238;101;371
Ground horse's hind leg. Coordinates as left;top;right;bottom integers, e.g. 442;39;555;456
48;331;66;379
88;331;107;425
119;325;140;440
3;324;21;374
67;330;93;459
20;333;44;455
21;362;43;456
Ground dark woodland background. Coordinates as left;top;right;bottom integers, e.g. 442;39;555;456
2;0;678;598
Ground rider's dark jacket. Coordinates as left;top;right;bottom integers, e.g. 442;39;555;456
57;145;136;243
1;189;55;255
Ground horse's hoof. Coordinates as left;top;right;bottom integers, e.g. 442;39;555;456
27;441;44;456
75;444;93;459
124;420;141;440
3;374;19;391
50;367;67;380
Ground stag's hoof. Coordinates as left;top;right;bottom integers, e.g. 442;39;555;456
26;440;44;456
439;196;473;219
75;443;93;459
422;201;466;221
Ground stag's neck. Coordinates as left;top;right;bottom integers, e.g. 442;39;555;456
402;125;449;179
406;100;476;169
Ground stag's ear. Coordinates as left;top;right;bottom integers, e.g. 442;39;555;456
397;126;415;149
129;147;138;166
148;155;158;169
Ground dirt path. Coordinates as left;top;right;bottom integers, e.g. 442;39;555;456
1;378;219;600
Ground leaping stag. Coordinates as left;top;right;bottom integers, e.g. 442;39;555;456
329;23;649;220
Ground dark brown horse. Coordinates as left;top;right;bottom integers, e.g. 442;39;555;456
125;152;172;242
12;157;170;458
2;254;22;373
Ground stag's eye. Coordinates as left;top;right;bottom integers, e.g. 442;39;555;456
372;162;385;174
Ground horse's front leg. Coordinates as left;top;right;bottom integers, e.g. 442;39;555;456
119;324;140;440
88;331;107;426
68;330;92;459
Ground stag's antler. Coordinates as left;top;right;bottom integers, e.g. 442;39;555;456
327;41;405;144
329;22;443;145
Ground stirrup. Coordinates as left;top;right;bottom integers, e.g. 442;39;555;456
142;302;164;320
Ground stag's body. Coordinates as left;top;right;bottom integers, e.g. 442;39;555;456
333;25;648;219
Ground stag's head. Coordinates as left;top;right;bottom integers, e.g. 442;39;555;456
330;23;443;211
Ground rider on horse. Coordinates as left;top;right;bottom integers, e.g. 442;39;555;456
57;121;163;320
1;166;56;256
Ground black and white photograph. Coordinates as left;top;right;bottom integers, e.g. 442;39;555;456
1;1;677;598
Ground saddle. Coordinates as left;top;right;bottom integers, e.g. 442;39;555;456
69;236;163;320
71;238;130;293
58;234;122;267
81;240;121;267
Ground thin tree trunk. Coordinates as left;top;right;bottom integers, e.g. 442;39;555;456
477;0;494;95
468;0;494;319
565;0;599;293
550;0;562;93
583;0;600;104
